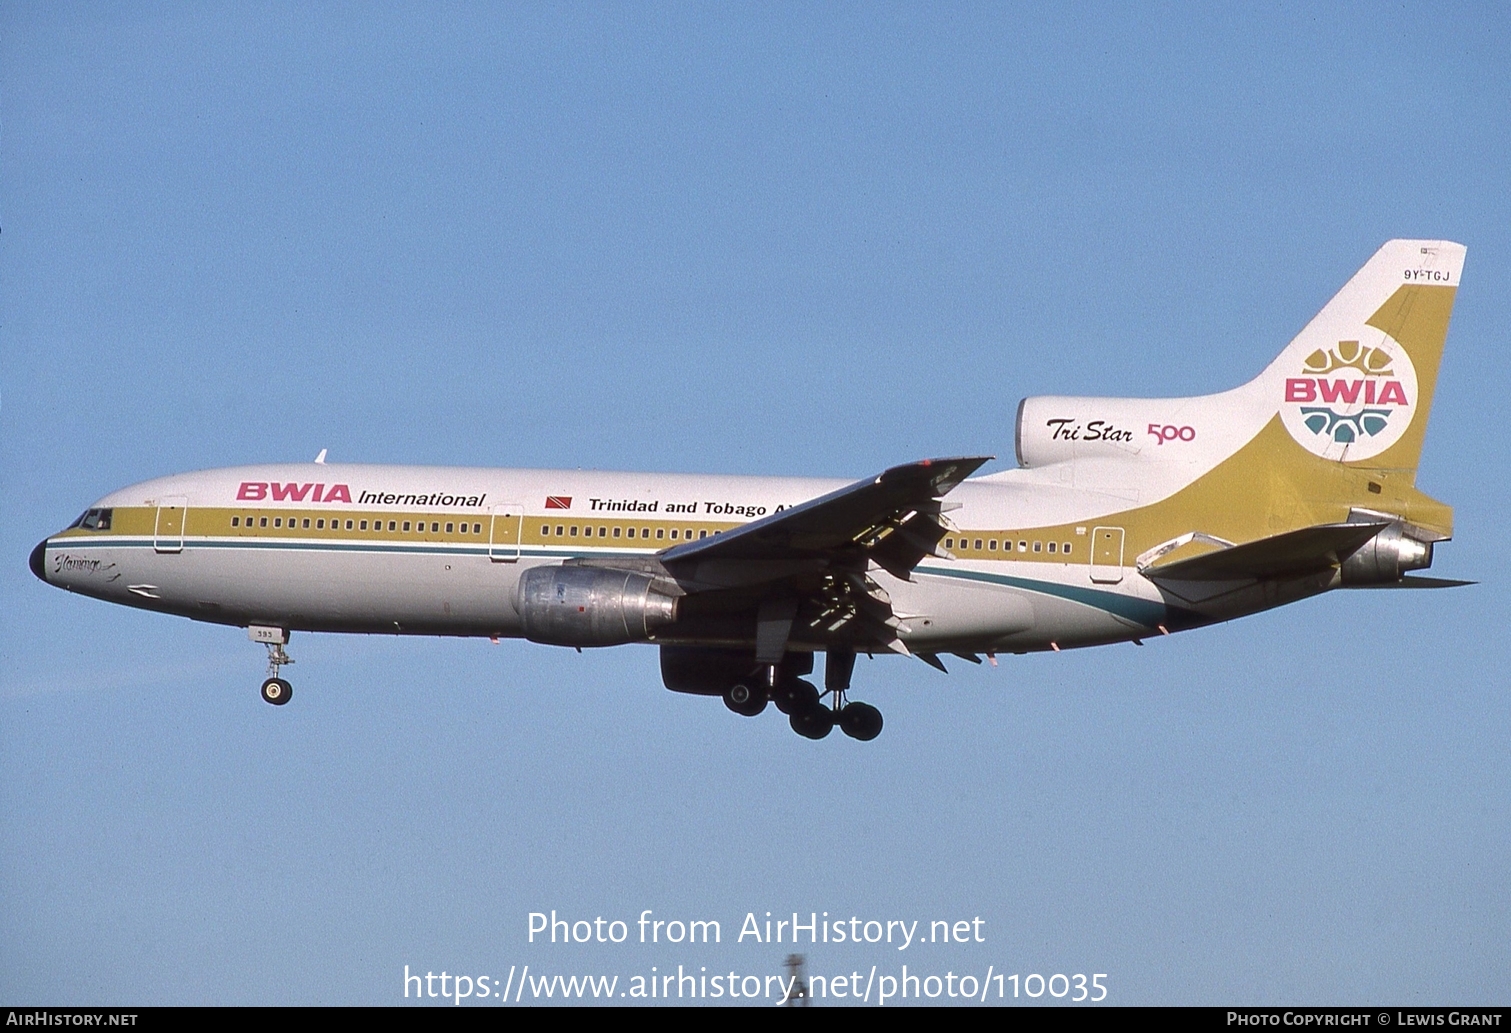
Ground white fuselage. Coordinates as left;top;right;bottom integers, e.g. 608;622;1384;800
37;460;1230;656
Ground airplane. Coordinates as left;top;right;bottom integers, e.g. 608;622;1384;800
30;239;1469;741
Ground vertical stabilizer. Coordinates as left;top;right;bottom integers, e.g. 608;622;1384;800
1256;239;1464;475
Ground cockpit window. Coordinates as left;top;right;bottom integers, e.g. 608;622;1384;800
77;508;113;531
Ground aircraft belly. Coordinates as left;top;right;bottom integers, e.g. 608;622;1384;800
888;574;1035;645
892;562;1178;651
47;541;524;636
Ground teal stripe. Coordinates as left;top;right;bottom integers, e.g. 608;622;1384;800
50;538;1173;628
916;564;1170;628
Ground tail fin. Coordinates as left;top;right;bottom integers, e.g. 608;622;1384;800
1256;239;1464;475
1008;240;1465;543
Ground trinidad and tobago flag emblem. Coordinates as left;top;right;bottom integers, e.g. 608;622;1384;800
544;496;572;510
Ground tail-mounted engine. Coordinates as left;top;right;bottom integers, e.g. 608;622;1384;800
1340;520;1436;585
518;566;679;647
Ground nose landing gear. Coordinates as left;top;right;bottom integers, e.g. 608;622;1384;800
260;675;292;705
250;626;294;706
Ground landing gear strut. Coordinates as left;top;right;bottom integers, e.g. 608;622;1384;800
826;648;883;741
251;626;293;706
778;649;884;741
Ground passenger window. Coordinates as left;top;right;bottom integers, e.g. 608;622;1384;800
670;530;679;540
945;538;954;548
540;525;549;535
1033;541;1041;552
1003;540;1012;551
975;539;983;550
699;530;707;539
656;528;664;539
988;539;996;550
446;522;454;533
275;518;283;528
359;520;367;530
346;520;354;530
626;528;635;538
260;517;268;527
613;527;621;538
473;524;481;533
1019;540;1027;551
232;516;240;527
1063;543;1072;555
556;526;564;536
570;526;578;536
318;519;325;529
644;528;651;538
599;526;607;537
1048;542;1057;553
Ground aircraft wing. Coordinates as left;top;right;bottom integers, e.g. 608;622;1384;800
660;456;991;577
648;455;990;659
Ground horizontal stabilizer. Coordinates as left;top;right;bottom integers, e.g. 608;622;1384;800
1341;575;1475;589
1143;522;1388;582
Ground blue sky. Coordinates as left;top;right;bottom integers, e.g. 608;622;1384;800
3;2;1508;1005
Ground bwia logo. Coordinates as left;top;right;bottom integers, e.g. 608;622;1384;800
237;482;353;503
1279;336;1417;462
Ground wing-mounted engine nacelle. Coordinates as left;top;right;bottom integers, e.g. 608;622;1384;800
1339;521;1435;585
518;566;679;647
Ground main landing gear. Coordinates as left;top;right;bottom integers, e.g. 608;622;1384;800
250;626;294;706
724;650;884;741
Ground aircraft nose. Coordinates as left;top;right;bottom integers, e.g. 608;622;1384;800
30;539;48;582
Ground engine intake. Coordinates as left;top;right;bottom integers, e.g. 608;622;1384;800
518;566;679;647
1340;523;1434;585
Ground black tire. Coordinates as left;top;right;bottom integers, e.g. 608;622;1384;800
838;701;883;741
260;677;292;706
789;704;835;740
772;678;820;715
722;681;768;717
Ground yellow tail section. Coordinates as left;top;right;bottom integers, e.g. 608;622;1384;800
1000;241;1463;565
1245;238;1464;538
1357;279;1458;476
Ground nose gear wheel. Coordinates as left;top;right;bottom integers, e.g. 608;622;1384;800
259;639;295;706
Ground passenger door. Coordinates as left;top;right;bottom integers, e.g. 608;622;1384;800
1089;525;1124;584
489;504;523;562
154;496;188;554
